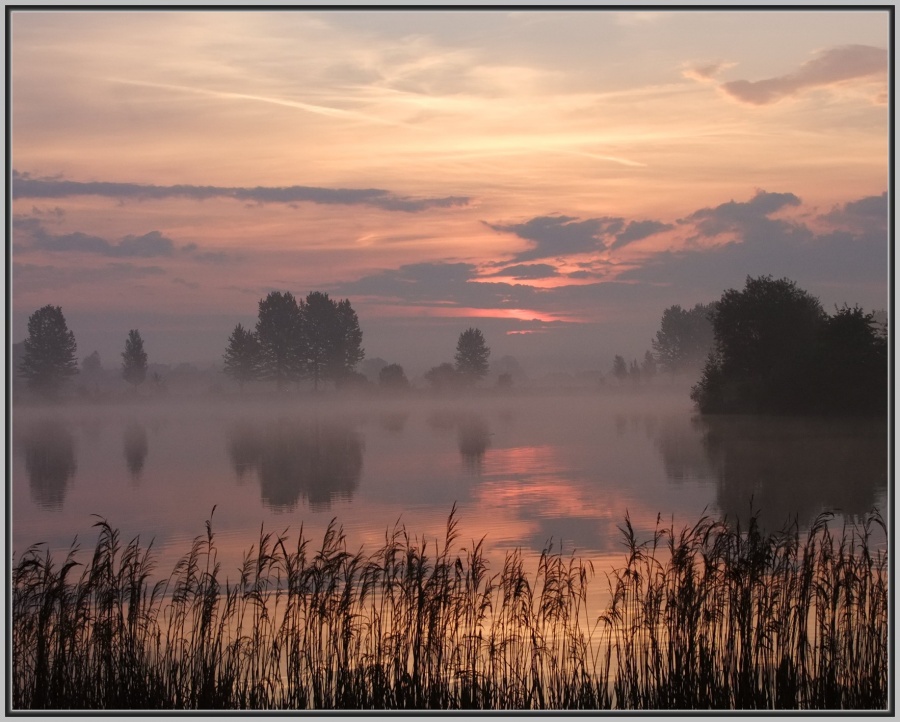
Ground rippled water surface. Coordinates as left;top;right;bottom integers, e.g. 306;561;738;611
12;390;889;585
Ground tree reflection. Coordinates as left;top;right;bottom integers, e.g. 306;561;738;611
379;411;409;433
226;420;364;511
457;414;491;474
654;415;716;483
698;416;887;529
18;419;77;510
123;422;148;481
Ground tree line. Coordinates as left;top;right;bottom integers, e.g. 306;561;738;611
16;275;887;415
17;305;150;397
222;291;364;391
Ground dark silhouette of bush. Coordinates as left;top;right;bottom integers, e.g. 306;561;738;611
691;276;886;415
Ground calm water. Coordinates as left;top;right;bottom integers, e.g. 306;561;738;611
11;390;889;588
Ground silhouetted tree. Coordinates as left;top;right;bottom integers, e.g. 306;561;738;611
256;291;305;389
223;323;261;391
18;305;78;396
813;305;887;414
301;291;365;390
629;359;641;384
689;276;884;415
81;350;102;375
612;355;627;382
122;330;148;389
652;302;716;374
425;362;459;391
454;327;490;385
378;363;409;390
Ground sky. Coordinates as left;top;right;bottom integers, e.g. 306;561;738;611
9;8;891;376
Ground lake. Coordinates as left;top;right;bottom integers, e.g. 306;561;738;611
11;388;889;598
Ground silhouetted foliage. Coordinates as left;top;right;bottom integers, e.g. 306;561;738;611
301;292;365;390
18;305;78;397
612;355;627;382
628;359;641;384
425;362;460;391
81;350;102;375
652;303;716;374
123;423;148;480
378;363;409;391
222;323;261;391
17;419;77;509
256;291;305;389
454;327;490;385
121;330;148;389
691;276;886;415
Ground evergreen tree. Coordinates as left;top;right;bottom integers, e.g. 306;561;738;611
454;327;490;384
256;291;305;389
18;305;78;396
301;292;365;390
223;323;261;391
122;329;148;389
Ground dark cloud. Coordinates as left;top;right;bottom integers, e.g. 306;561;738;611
683;190;802;237
15;218;234;263
610;220;674;249
14;262;167;291
721;45;887;105
339;261;542;310
488;263;560;280
18;219;177;258
12;170;470;213
621;191;887;305
485;215;622;262
820;192;887;232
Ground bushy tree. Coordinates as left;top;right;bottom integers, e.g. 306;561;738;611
652;302;716;374
454;327;490;384
378;363;409;391
18;305;78;396
122;329;148;389
256;291;305;389
425;362;459;391
223;323;261;391
690;276;886;415
81;350;102;375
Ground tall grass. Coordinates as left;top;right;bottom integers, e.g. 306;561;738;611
12;507;887;710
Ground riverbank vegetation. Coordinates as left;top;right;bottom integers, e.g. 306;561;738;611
12;507;887;710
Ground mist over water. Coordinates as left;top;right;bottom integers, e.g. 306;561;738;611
11;388;888;582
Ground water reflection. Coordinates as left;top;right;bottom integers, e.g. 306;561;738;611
697;416;887;529
427;410;492;473
18;419;77;510
123;422;148;481
654;415;716;482
457;415;491;474
379;412;409;433
226;420;364;511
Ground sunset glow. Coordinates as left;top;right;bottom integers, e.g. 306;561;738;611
9;8;889;373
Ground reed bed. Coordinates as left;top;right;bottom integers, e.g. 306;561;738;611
12;506;887;710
